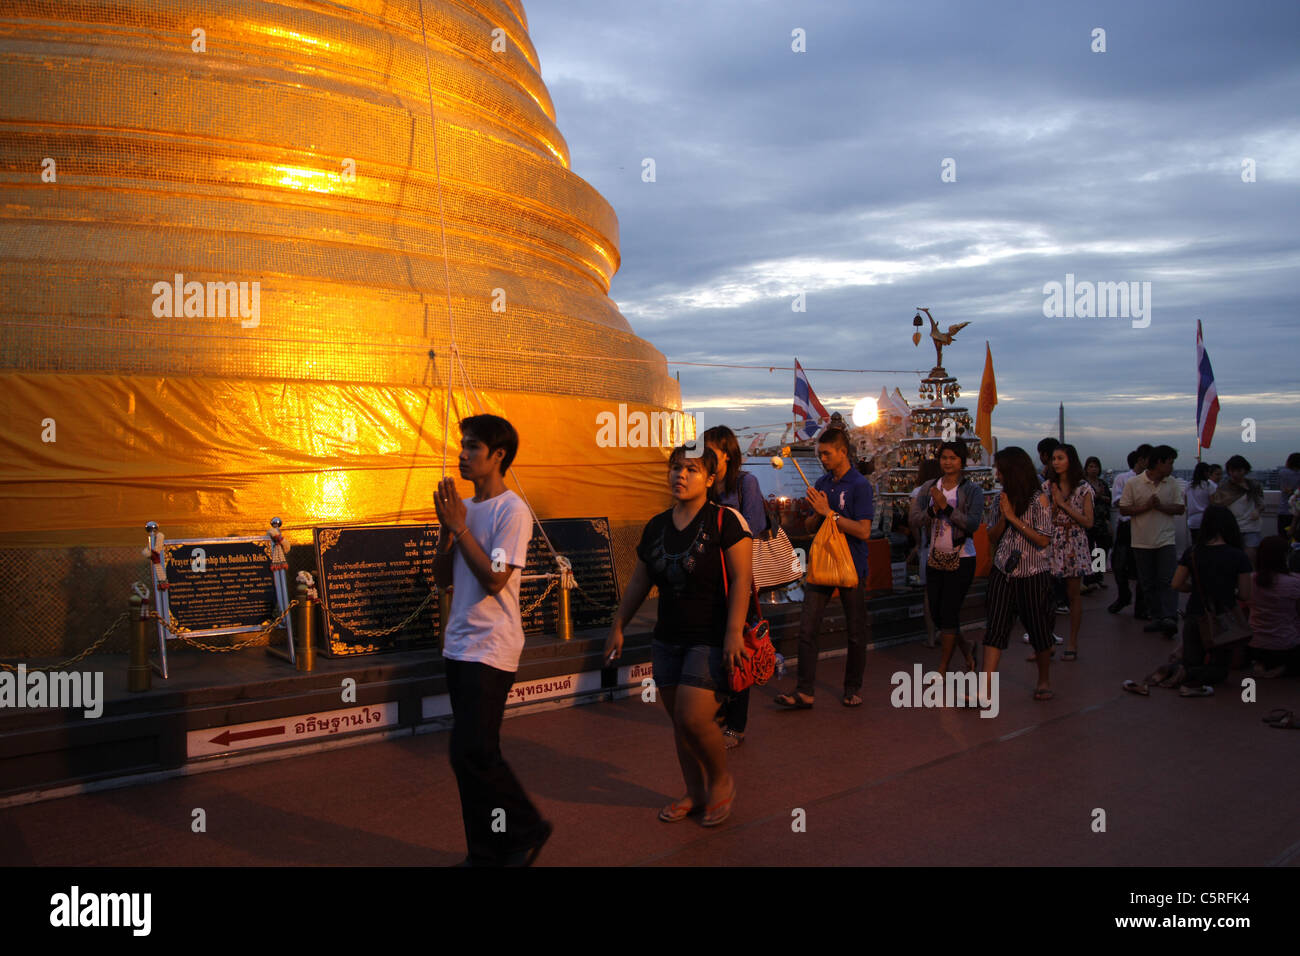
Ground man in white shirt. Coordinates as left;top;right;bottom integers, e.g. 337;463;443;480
432;414;551;866
1119;445;1186;636
1108;444;1151;618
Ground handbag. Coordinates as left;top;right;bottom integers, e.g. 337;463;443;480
928;547;961;571
806;510;859;588
753;525;801;589
743;485;801;589
717;507;776;692
1189;548;1251;649
925;480;964;571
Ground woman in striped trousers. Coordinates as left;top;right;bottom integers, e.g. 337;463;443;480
983;447;1057;702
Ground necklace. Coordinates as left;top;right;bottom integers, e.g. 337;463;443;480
649;505;713;593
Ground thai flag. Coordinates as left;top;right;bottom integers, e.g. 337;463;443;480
792;359;830;441
1196;320;1220;450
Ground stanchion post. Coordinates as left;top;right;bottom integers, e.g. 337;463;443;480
127;593;151;692
294;582;316;672
557;584;573;642
556;559;575;642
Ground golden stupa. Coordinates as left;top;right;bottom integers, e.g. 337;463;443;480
0;0;680;654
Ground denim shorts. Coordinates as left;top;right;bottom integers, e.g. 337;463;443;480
651;639;726;693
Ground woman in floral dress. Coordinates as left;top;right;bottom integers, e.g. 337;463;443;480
1044;443;1094;661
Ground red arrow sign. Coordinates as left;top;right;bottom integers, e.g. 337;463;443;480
209;725;286;747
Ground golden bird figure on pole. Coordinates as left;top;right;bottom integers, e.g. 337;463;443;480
914;308;970;369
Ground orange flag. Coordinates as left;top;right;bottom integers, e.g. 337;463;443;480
976;341;997;455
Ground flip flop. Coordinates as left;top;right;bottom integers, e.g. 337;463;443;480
658;797;703;823
1262;708;1292;725
842;694;863;707
701;786;736;827
1062;650;1078;662
774;692;814;709
1121;680;1150;697
1033;688;1055;701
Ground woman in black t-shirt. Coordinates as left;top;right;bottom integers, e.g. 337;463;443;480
604;445;753;827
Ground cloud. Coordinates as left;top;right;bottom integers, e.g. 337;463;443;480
526;0;1300;467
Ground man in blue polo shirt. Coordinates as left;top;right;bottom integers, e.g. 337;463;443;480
775;426;875;708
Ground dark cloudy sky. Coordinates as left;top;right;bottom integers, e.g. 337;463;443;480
527;0;1299;471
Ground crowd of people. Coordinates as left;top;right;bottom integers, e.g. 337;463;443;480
431;411;1299;864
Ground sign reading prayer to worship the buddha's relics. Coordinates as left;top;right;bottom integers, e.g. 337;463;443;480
520;518;619;636
163;538;280;635
312;518;618;655
314;524;441;657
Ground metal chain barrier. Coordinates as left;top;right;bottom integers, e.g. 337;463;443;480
520;576;558;616
570;578;618;612
1;559;611;672
166;600;298;652
318;590;435;640
0;611;130;672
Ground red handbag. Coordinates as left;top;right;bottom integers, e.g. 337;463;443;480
717;507;776;693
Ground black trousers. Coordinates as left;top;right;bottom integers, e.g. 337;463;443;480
797;584;868;697
721;687;750;733
925;556;976;630
1111;521;1146;612
444;658;546;864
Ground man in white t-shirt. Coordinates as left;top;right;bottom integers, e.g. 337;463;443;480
1108;444;1151;618
432;414;551;867
1119;444;1185;636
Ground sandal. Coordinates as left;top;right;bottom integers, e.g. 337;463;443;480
842;694;863;707
1121;679;1150;696
1156;665;1186;689
774;692;814;709
1062;650;1078;662
658;797;703;823
1033;688;1055;701
1262;708;1292;725
701;785;736;827
1143;665;1172;685
722;728;745;749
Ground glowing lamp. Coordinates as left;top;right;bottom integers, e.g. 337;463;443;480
852;397;879;426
